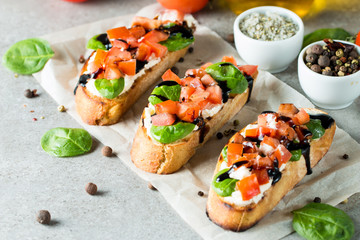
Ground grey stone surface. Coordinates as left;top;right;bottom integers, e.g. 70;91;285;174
0;0;359;239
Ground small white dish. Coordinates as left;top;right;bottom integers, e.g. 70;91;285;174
233;6;304;73
298;40;360;109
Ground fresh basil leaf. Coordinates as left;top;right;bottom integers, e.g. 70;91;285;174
87;34;107;50
148;83;181;105
306;119;325;139
41;127;92;157
303;28;351;48
2;38;54;74
290;149;302;161
221;146;228;163
292;203;354;240
94;78;124;99
205;62;248;94
212;168;237;197
163;22;177;29
150;122;195;144
160;33;194;52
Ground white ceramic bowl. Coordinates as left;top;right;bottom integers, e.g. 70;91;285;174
298;40;360;109
234;6;304;73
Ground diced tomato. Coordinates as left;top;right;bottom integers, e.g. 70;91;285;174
276;121;295;141
242;141;257;153
112;40;129;50
237;174;261;201
136;43;152;61
129;26;146;39
259;127;277;138
131;16;162;30
141;30;169;43
253;169;269;185
278;103;299;118
238;65;258;77
200;74;216;86
189;89;210;102
176;102;200;122
104;66;122;80
180;86;196;102
117;59;136;76
272;145;292;166
221;56;237;66
189;77;205;89
160;9;185;23
105;48;132;66
143;40;168;58
261;136;280;149
292;108;310;125
242;153;258;160
87;49;107;73
181;76;195;86
185;69;205;78
232;132;245;144
205;85;222;104
199;101;217;110
258;113;277;128
244;127;259;138
227;143;244;166
162;69;181;84
151;113;176;126
155;100;178;115
200;62;213;70
107;26;132;40
251;156;273;169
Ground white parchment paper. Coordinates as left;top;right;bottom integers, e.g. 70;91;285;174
33;4;360;240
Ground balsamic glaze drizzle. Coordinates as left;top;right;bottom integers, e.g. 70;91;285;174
96;33;112;50
216;161;249;182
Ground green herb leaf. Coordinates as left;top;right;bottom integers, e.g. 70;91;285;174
148;83;181;105
205;62;248;94
160;33;194;52
290;149;302;161
221;146;228;163
2;38;54;74
306;119;325;139
292;203;354;240
163;22;177;29
150;122;195;144
303;28;351;48
212;168;237;197
41;127;92;157
87;34;107;50
94;78;124;99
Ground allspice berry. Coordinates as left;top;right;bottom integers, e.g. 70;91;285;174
311;44;324;55
85;182;97;195
310;64;321;73
318;55;330;67
24;89;34;98
102;146;112;157
305;53;318;64
36;210;51;224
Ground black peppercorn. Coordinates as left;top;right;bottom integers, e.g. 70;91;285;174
178;57;184;63
342;154;349;159
198;191;204;197
226;34;234;43
313;197;321;203
188;47;194;53
171;66;179;75
305;53;318;64
311;44;323;55
318;55;330;67
216;132;223;139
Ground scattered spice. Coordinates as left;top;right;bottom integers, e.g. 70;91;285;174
85;182;97;195
216;132;223;139
171;66;179;75
33;118;37;121
79;55;85;64
40;116;45;119
178;57;184;63
102;146;113;157
198;191;204;197
148;182;157;190
233;119;239;126
341;198;348;204
223;129;233;136
14;73;19;78
313;197;321;203
36;210;51;225
57;105;66;112
226;33;234;43
23;104;27;107
30;110;34;113
342;154;349;159
24;89;38;98
188;47;194;53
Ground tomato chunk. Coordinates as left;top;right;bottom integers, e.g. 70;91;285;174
278;103;299;118
105;47;132;65
244;127;259;138
112;40;129;49
200;74;217;87
176;102;200;122
189;77;205;89
206;85;222;104
221;56;237;66
87;49;107;73
228;143;244;155
272;145;292;166
143;40;168;58
261;136;280;149
136;43;152;61
117;59;136;76
162;69;181;84
180;86;196;102
258;127;277;138
242;153;259;160
141;30;169;43
253;169;269;185
258;113;277;128
104;66;122;80
232;132;245;144
151;113;176;126
238;65;258;77
237;174;261;201
129;26;146;39
200;62;213;70
275;121;295;141
189;89;210;103
251;156;273;169
185;69;205;78
292;108;310;125
107;26;132;40
155;100;178;115
132;16;162;30
160;9;185;23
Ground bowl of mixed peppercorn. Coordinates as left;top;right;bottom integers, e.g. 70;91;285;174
298;39;360;109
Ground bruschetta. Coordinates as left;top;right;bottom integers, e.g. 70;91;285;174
206;104;336;231
131;56;258;174
75;10;195;125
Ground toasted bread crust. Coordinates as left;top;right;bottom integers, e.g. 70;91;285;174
131;72;258;174
206;108;336;231
75;47;189;125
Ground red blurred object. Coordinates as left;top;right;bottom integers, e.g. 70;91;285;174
157;0;209;13
62;0;88;2
355;30;360;46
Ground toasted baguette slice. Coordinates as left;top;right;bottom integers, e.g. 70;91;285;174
75;47;188;125
131;66;258;174
206;107;336;231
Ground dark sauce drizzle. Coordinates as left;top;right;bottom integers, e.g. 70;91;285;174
159;22;194;39
148;81;180;101
96;33;112;50
216;161;249;182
